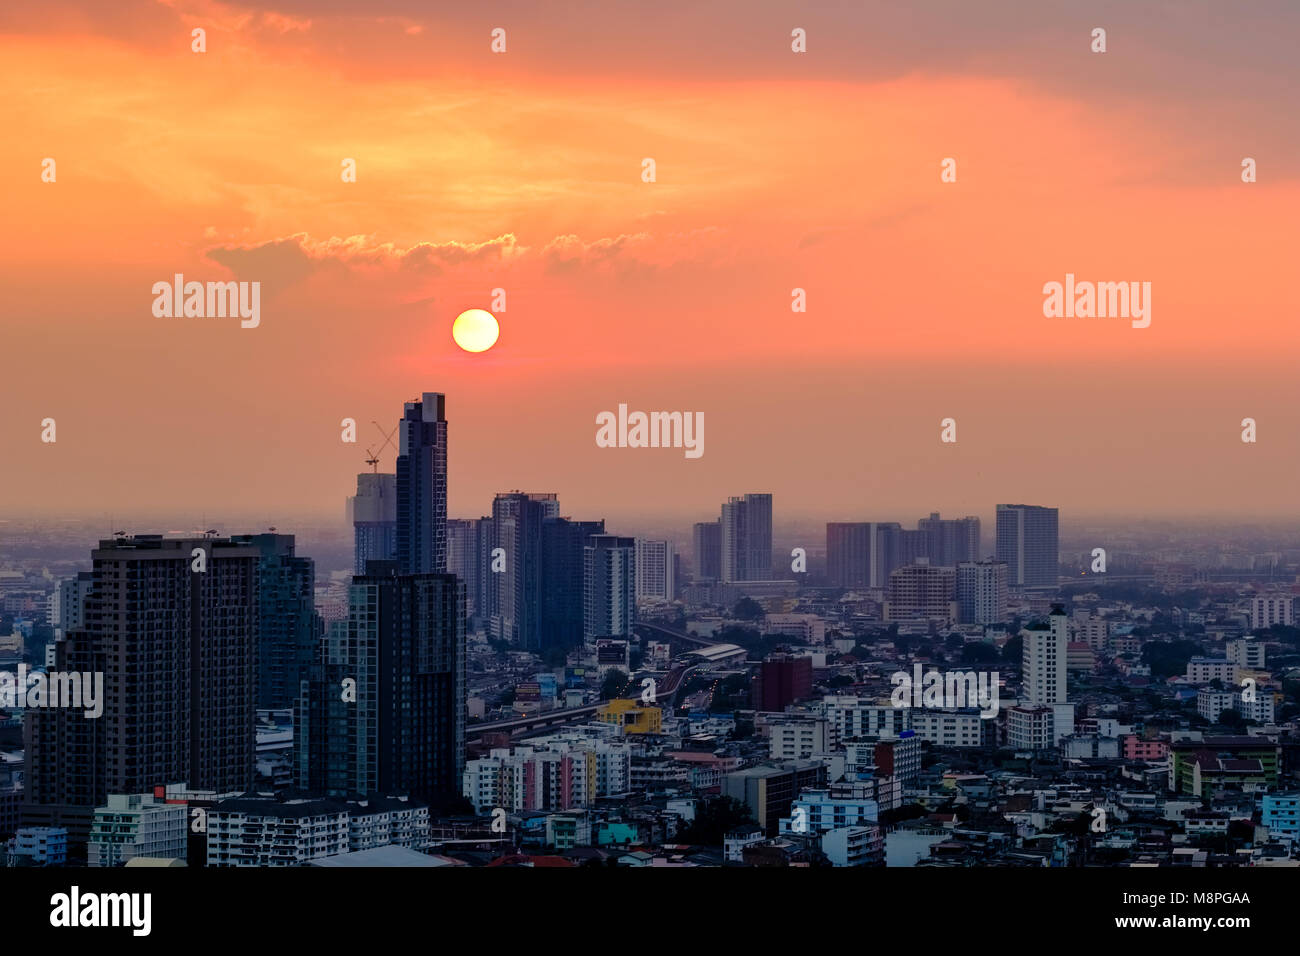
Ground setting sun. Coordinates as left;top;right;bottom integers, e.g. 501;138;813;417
452;309;500;353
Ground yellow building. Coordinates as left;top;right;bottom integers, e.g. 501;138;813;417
598;698;662;734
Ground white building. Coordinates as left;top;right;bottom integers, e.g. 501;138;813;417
1007;706;1055;751
1186;657;1237;685
909;709;985;748
819;696;911;740
822;825;881;867
764;614;826;645
1197;688;1236;723
1250;595;1293;630
1022;608;1068;708
956;561;1008;625
724;826;764;863
1020;607;1073;745
1226;639;1266;669
207;799;349;866
634;539;676;602
768;715;838;760
781;790;879;836
88;793;188;867
205;795;428;866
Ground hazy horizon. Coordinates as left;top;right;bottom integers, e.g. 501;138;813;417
5;1;1299;520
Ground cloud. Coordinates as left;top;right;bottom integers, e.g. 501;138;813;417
204;232;526;282
204;228;726;284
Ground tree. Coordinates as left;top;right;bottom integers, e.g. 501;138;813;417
733;597;764;621
600;669;629;700
1001;634;1023;665
1218;708;1245;730
677;796;755;845
961;642;1001;665
1141;639;1205;680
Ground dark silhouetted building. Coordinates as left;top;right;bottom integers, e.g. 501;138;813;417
584;535;636;640
541;517;605;650
350;472;397;575
693;520;722;582
752;656;813;712
296;561;464;807
995;504;1059;589
24;535;260;846
396;392;448;575
231;533;321;711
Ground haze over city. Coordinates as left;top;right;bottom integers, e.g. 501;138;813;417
4;1;1300;520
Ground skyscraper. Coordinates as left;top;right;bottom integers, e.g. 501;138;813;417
1022;605;1068;707
917;512;981;566
826;523;870;588
447;517;486;628
25;535;260;845
541;517;605;651
50;571;92;639
995;504;1059;588
584;535;636;640
720;493;773;583
1015;604;1074;747
825;522;903;589
350;472;397;575
395;392;448;575
297;561;464;807
489;492;560;649
231;533;321;711
693;521;722;582
634;539;676;601
956;560;1008;625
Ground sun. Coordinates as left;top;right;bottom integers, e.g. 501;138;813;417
452;309;500;353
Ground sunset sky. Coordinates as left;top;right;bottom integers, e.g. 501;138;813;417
3;0;1299;526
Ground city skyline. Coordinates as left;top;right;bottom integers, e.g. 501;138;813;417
4;0;1300;903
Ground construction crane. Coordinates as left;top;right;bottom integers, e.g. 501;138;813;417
364;421;398;473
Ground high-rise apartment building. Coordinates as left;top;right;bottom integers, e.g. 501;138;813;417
956;560;1008;625
634;539;676;601
1016;604;1073;747
24;535;260;845
51;571;92;638
917;513;981;566
995;504;1059;589
884;558;957;625
541;517;605;650
720;494;773;583
826;523;871;588
488;492;559;649
447;517;486;629
583;535;636;640
693;521;722;582
350;472;397;574
395;392;448;575
296;561;464;807
230;533;321;712
1022;605;1068;707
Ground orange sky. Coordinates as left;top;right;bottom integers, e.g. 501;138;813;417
3;0;1299;525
